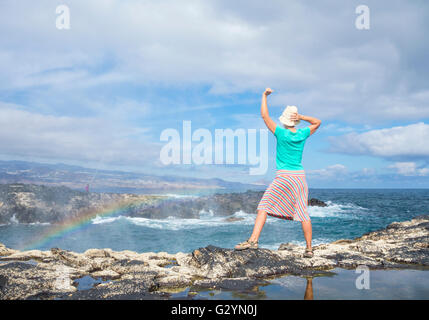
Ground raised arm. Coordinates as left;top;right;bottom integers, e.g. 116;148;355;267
261;88;276;134
291;113;322;135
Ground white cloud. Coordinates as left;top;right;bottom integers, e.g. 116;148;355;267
388;162;429;176
318;123;369;134
307;164;348;180
306;164;380;184
1;1;429;184
328;122;429;160
0;1;428;123
0;104;159;167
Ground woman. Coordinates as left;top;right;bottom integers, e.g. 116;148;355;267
235;88;321;258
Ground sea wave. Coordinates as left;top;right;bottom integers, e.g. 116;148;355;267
92;215;122;224
124;211;257;231
9;214;19;224
88;200;366;230
27;222;51;226
90;210;257;230
308;201;367;218
1;218;51;226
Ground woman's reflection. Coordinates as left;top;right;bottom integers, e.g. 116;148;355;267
304;277;313;300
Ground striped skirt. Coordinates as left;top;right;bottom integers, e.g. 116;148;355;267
257;170;310;221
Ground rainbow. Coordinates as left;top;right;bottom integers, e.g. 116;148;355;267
22;198;158;251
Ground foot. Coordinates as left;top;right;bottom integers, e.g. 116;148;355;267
303;248;314;258
234;239;258;250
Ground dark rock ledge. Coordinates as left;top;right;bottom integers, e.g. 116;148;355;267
1;215;428;300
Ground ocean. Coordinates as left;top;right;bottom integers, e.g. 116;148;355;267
1;189;428;253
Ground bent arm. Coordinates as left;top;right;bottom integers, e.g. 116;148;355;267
299;114;321;135
261;89;276;134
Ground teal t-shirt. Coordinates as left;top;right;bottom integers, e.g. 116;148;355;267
274;126;311;170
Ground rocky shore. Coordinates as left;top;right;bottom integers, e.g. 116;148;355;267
1;215;428;300
0;184;165;224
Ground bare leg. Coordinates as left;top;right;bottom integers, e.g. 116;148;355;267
301;220;312;249
304;278;314;300
248;210;267;242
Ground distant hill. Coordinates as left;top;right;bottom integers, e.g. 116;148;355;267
0;160;264;194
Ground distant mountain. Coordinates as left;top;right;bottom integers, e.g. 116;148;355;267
0;160;264;194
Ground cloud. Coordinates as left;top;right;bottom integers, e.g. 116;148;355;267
306;164;385;187
0;104;159;167
318;123;372;134
307;164;348;180
328;122;429;160
388;162;429;176
0;1;428;123
307;163;429;188
0;1;429;186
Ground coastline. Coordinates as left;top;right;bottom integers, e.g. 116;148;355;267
1;215;428;300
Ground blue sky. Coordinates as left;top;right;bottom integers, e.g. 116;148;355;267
0;0;428;188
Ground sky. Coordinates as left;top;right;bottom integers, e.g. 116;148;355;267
0;0;428;188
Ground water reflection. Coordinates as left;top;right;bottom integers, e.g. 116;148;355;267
304;278;313;300
184;268;429;300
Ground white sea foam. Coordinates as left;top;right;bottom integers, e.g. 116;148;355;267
9;214;19;224
199;209;214;218
124;215;235;231
308;201;367;218
90;207;257;230
92;215;122;224
229;210;258;224
113;210;257;231
27;222;51;226
89;201;365;230
0;220;50;226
